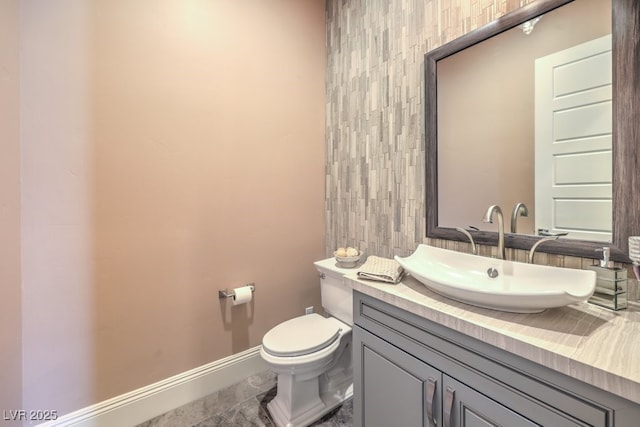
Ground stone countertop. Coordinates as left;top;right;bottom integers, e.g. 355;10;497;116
345;273;640;405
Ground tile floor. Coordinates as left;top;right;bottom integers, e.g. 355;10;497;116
136;370;353;427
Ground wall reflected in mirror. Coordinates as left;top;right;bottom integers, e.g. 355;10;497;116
437;0;611;241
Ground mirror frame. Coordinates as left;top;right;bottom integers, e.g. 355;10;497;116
425;0;640;262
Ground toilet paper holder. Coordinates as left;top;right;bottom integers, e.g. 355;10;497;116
218;283;255;299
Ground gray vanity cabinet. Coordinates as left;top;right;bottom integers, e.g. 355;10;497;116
355;326;442;427
353;291;639;427
441;375;538;427
355;326;564;427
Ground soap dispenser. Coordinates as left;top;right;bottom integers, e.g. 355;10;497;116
587;247;627;310
599;246;613;268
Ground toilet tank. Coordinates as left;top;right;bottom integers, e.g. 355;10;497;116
314;258;356;325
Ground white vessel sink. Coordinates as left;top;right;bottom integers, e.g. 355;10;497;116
394;244;596;313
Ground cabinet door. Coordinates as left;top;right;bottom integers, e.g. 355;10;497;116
442;375;538;427
354;326;442;427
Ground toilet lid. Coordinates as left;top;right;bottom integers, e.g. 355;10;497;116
262;313;342;357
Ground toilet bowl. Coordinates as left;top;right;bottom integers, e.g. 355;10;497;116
260;258;355;427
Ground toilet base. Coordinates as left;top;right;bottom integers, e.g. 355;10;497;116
262;317;353;427
267;376;353;427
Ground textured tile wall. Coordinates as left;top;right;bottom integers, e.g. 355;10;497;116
323;0;640;300
324;0;535;258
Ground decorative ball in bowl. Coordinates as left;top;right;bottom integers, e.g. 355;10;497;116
334;247;362;268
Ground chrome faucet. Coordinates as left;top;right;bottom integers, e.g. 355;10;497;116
528;236;559;264
482;205;505;260
455;227;477;255
510;202;529;233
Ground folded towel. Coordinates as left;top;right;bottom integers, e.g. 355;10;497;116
357;256;404;284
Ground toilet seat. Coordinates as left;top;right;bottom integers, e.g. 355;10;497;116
262;313;343;357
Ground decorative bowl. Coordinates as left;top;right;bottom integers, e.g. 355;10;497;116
333;251;362;268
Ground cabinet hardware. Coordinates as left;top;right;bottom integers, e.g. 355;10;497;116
426;377;438;426
444;386;455;427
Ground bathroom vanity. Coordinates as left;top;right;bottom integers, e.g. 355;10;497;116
347;275;640;427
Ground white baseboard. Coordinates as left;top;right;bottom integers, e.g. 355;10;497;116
36;346;266;427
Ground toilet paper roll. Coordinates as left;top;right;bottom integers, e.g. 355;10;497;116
232;286;253;306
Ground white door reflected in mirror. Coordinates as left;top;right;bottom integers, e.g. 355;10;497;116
534;35;612;242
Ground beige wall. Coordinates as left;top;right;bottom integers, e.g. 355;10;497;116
20;0;325;416
0;0;22;419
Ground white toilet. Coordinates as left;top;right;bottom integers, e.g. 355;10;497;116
260;258;355;427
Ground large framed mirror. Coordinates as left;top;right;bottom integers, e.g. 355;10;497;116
425;0;639;261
